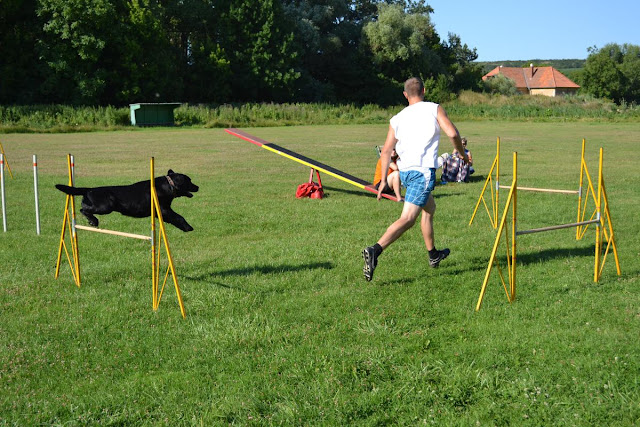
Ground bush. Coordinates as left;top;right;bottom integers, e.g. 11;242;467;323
483;74;519;96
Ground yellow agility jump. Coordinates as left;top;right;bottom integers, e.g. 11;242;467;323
470;138;592;233
475;146;621;311
54;155;186;318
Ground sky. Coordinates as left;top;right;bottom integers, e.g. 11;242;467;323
427;0;640;62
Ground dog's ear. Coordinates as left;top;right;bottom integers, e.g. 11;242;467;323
167;169;174;175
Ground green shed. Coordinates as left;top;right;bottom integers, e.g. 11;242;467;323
129;103;182;126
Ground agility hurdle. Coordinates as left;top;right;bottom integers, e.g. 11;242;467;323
0;153;42;234
54;155;186;318
470;138;591;233
475;149;621;311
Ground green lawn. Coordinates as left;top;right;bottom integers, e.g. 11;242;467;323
1;122;638;425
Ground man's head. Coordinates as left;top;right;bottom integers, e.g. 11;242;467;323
404;77;424;99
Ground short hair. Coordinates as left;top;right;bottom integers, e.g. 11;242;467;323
461;137;468;144
404;77;424;97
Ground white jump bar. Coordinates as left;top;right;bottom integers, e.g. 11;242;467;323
75;224;151;241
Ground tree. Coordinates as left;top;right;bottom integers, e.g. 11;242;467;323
112;0;183;104
0;0;43;104
363;3;445;83
219;0;299;102
281;0;380;103
443;33;483;92
580;43;640;104
37;0;118;104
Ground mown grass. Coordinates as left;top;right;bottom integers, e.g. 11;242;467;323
0;122;638;425
1;94;639;133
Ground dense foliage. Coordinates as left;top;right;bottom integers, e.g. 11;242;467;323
1;93;638;133
577;43;640;105
0;0;482;106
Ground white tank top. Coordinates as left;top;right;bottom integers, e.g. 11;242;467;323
390;101;440;172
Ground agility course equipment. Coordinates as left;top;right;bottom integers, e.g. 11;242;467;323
1;154;6;232
54;155;186;318
475;148;621;311
33;155;41;235
0;151;41;234
470;138;594;232
0;142;13;179
225;128;401;201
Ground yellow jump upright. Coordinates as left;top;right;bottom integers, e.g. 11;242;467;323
54;155;186;318
471;138;592;231
475;145;621;311
469;137;500;229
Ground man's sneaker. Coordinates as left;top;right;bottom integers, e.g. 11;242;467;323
362;246;378;281
429;248;450;268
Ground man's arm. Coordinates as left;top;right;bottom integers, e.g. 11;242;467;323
377;125;398;200
437;105;468;163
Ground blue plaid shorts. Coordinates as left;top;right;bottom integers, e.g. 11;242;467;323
400;169;436;207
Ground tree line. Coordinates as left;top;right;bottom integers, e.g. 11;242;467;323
0;0;484;107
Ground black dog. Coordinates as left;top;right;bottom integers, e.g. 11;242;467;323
55;170;199;232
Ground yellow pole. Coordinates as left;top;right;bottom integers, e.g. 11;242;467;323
594;148;603;282
576;139;586;239
69;155;81;286
511;152;517;301
153;193;186;318
151;157;158;310
469;155;497;227
601;182;621;275
476;172;516;311
495;137;500;228
54;199;70;279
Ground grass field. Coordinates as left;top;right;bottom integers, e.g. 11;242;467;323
1;122;639;425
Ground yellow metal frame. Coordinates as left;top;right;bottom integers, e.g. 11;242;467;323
0;142;14;179
54;155;186;318
469;137;500;228
471;138;589;231
475;148;621;311
476;152;517;311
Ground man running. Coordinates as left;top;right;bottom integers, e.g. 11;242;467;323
362;77;468;281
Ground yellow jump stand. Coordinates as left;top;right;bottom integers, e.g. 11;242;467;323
475;147;621;311
470;138;592;230
55;155;186;318
469;137;500;229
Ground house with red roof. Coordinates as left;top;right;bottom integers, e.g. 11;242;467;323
482;65;580;96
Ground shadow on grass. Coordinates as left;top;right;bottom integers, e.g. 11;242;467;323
515;245;595;266
183;261;334;289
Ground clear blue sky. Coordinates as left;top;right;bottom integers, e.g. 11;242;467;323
427;0;640;61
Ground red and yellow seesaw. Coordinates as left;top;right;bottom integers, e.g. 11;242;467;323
225;128;400;201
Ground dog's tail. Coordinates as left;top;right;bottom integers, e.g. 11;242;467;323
55;184;89;196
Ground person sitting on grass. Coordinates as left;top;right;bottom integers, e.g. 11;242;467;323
373;148;402;201
441;137;473;183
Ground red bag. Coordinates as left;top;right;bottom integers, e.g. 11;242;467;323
296;169;324;199
296;182;316;198
310;187;324;199
296;181;323;199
